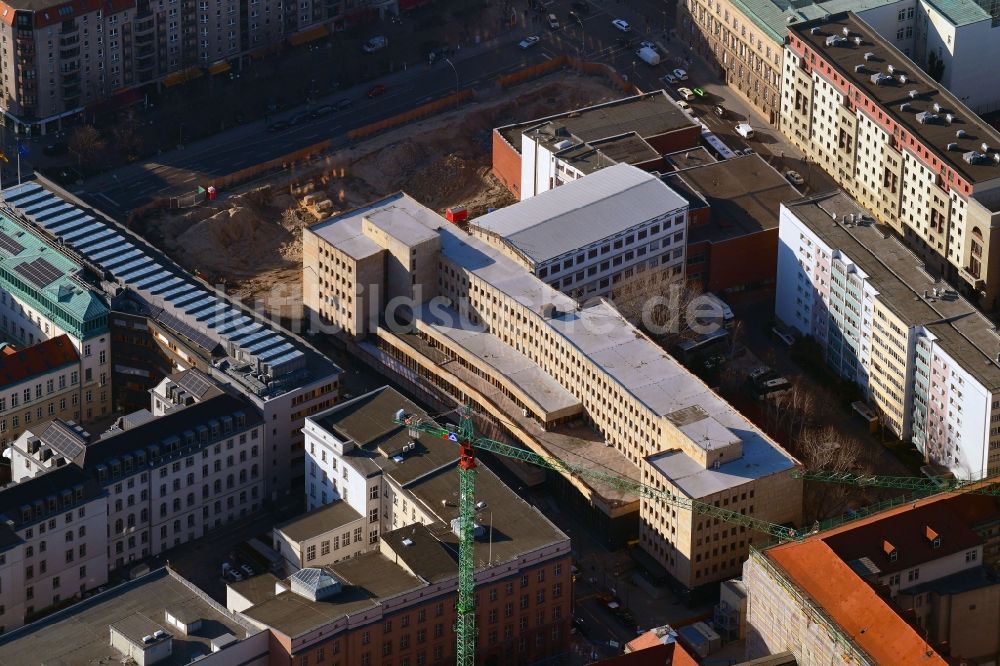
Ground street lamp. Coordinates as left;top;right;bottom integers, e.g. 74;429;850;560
443;57;460;97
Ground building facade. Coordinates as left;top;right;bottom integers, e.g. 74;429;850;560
304;193;804;593
470;164;689;300
1;181;341;498
744;491;1000;665
780;13;1000;309
776;191;1000;479
0;0;396;135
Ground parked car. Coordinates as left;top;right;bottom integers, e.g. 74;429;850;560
367;84;387;98
677;99;691;112
519;35;541;49
735;122;755;139
661;72;677;85
673;68;688;81
612;18;630;31
362;35;388;53
310;104;335;118
640;40;657;51
785;169;805;186
678;87;695;101
772;326;796;346
714;105;726;118
266;120;291;132
547;13;560;29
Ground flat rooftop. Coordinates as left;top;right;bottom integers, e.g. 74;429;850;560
471;163;688;265
416;303;582;417
663;146;717;171
309;386;459;487
790;13;1000;186
241;552;423;639
786;191;1000;389
275;500;363;543
320;193;795;487
764;491;1000;665
496;91;696;154
666;154;799;244
0;568;255;665
554;133;663;175
2;181;340;392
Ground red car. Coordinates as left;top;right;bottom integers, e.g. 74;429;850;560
367;84;386;98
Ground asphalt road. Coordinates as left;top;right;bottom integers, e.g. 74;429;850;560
73;0;827;218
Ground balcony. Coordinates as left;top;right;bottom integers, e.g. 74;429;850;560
960;265;985;289
59;32;79;46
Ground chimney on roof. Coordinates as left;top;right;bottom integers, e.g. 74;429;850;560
883;540;898;561
842;27;850;37
925;526;941;548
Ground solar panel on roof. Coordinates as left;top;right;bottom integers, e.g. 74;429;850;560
0;230;25;255
91;245;135;262
34;203;74;222
234;328;271;346
74;228;116;246
63;223;104;242
147;278;183;295
184;296;217;314
43;423;85;460
245;336;284;354
15;257;63;288
108;257;150;274
79;236;121;255
215;317;252;334
3;182;40;199
267;350;304;368
42;210;89;229
120;264;160;282
228;324;263;340
258;342;294;361
155;314;219;352
134;271;173;289
171;290;206;307
206;311;244;329
159;284;196;300
177;371;215;397
50;218;94;237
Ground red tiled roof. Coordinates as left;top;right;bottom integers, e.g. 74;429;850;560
0;335;78;387
765;491;1000;666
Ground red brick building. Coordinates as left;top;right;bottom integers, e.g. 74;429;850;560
492;91;701;200
663;154;801;293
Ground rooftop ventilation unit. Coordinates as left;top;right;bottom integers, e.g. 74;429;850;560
908;89;919;99
854;36;862;45
983;142;991;153
887;64;895;74
810;26;821;35
870;72;893;86
864;51;875;61
787;16;796;23
947;142;959;151
825;35;848;47
957;129;968;138
842;27;850;36
553;139;574;151
899;102;912;112
964;151;992;165
855;64;865;73
917;111;941;125
402;537;414;547
899;74;908;84
933;102;942;113
995;153;1000;164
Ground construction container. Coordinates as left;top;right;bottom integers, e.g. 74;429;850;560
446;206;468;223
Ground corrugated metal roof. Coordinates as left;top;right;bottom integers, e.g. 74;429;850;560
471;164;688;265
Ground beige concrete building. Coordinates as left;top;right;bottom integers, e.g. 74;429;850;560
303;193;803;593
780;13;1000;309
273;500;365;571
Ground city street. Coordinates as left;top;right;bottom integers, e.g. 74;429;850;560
67;0;836;219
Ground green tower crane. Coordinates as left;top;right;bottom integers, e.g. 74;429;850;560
791;469;1000;496
395;406;803;664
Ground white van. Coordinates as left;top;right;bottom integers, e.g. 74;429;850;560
735;122;755;139
701;292;734;326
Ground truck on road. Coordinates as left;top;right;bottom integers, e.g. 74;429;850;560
636;46;661;66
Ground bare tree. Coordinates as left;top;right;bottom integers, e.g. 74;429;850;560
112;110;143;162
610;267;710;347
68;125;106;167
795;426;874;522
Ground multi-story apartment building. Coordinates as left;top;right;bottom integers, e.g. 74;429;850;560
303;192;803;593
744;490;1000;665
0;334;83;446
0;206;111;429
777;191;1000;478
491;92;701;200
232;385;573;665
1;181;341;497
0;465;109;632
681;0;1000;130
9;378;265;571
470;164;689;300
781;13;1000;309
0;0;396;135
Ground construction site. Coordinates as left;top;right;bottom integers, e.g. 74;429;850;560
129;73;622;309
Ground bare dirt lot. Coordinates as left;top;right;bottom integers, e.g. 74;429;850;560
131;72;622;308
